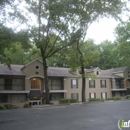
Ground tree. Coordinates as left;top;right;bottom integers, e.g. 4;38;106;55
0;24;30;65
114;21;130;66
4;0;126;103
4;43;41;65
93;40;117;69
69;39;100;102
28;0;125;103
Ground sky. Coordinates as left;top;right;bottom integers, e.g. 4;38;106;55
86;17;119;44
5;1;129;45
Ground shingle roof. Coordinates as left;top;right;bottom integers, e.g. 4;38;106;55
0;64;25;76
0;64;78;77
85;67;97;73
96;66;128;78
48;67;79;77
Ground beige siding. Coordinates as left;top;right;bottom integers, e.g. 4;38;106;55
86;78;112;100
64;78;82;102
22;60;44;79
124;67;130;79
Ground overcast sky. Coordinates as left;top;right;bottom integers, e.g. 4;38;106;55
86;17;119;44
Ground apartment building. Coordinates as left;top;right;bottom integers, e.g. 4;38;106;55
0;59;130;106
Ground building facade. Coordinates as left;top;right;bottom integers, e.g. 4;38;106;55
0;59;130;106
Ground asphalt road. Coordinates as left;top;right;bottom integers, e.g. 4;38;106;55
0;100;130;130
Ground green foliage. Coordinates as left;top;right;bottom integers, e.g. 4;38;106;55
4;43;41;65
4;104;14;109
0;106;6;110
69;99;77;103
114;97;121;100
94;20;130;69
69;39;100;69
105;97;121;100
89;98;100;101
59;99;69;104
59;99;78;104
23;104;30;108
106;97;115;100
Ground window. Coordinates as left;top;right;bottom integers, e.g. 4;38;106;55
89;93;96;98
4;79;12;90
71;93;78;100
0;95;8;103
50;94;61;100
96;71;99;75
89;80;95;88
71;79;78;88
31;78;41;89
101;92;107;99
48;79;63;90
35;65;40;70
12;79;25;90
100;80;106;88
0;78;4;90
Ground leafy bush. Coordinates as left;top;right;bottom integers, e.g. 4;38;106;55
89;98;100;101
4;104;14;109
23;104;30;108
114;97;121;100
59;99;78;104
0;106;6;110
69;99;77;103
106;97;115;100
59;99;69;104
50;102;54;105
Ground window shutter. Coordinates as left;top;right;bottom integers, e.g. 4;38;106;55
100;80;102;88
105;80;106;88
101;93;102;99
77;93;78;100
76;79;78;88
89;93;91;98
71;79;73;88
94;93;96;98
94;80;95;88
106;92;107;98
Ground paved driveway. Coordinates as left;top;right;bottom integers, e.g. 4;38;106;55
0;100;130;130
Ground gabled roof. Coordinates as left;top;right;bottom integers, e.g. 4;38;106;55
87;66;128;78
0;64;78;77
85;67;97;73
21;59;42;70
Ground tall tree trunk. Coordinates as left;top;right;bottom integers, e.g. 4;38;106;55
81;66;86;102
43;60;50;104
41;50;50;104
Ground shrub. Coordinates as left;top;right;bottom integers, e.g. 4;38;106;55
106;97;115;100
4;104;14;109
114;97;121;100
89;98;100;101
50;102;54;105
59;99;78;104
23;104;30;108
69;99;77;103
59;99;69;104
0;106;6;110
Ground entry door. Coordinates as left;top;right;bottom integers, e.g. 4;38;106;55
101;92;107;99
31;78;41;89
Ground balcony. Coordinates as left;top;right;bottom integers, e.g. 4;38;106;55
111;88;127;91
0;90;29;94
43;90;67;93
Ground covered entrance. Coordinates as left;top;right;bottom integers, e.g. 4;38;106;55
28;78;43;105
